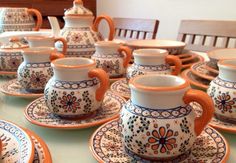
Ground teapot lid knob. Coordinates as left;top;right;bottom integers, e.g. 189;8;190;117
74;0;83;6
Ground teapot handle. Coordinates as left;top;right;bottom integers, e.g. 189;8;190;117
92;15;115;41
183;89;214;136
88;68;109;101
27;8;43;31
54;38;67;55
165;55;182;75
50;52;65;62
118;46;132;68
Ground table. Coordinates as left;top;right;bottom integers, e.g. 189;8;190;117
1;54;236;163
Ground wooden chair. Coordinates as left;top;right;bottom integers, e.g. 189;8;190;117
113;17;159;40
177;20;236;52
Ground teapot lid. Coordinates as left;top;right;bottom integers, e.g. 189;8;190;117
64;0;93;16
0;37;28;49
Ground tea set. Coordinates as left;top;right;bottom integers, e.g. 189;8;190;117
0;0;233;162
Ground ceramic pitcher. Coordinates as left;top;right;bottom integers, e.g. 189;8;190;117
208;59;236;123
25;36;67;54
92;41;132;78
0;7;42;33
126;49;182;81
54;0;115;58
120;74;214;160
44;57;109;118
0;37;28;72
17;47;64;93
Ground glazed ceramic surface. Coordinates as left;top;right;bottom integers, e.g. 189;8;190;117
55;0;115;57
0;79;43;98
127;49;181;81
192;102;236;134
0;38;28;72
120;75;214;160
44;57;109;118
92;41;131;78
17;47;58;93
125;39;186;55
181;69;210;91
191;62;217;81
0;120;34;162
110;78;130;99
0;7;42;33
24;129;52;163
25;35;67;54
90;119;229;163
208;59;236;123
25;91;126;129
207;48;236;70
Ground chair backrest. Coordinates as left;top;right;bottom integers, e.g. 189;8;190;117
113;17;159;40
177;20;236;52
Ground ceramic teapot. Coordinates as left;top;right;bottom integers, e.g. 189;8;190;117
0;7;42;33
52;0;115;58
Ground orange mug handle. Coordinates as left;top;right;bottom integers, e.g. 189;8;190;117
54;38;67;55
165;55;182;75
50;52;65;61
183;89;214;136
92;15;115;41
27;8;43;31
88;68;109;101
118;46;132;68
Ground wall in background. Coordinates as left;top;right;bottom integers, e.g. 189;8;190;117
97;0;236;40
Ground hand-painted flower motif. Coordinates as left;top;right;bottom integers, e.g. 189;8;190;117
214;92;236;113
146;125;178;154
59;92;82;113
8;58;21;69
102;142;121;152
100;60;119;74
71;33;83;43
30;71;47;88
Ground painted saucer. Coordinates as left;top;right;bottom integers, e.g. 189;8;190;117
24;91;126;129
181;55;204;69
204;63;219;74
0;71;17;78
0;79;43;98
90;119;229;163
24;129;52;163
110;79;130;99
192;102;236;134
109;75;126;84
0;120;34;163
191;62;218;81
178;53;197;63
181;69;210;91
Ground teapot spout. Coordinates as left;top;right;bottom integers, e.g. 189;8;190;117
48;16;61;37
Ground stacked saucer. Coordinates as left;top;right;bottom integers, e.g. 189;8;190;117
0;119;52;163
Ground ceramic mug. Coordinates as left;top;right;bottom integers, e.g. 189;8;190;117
17;47;64;93
0;37;28;72
0;7;42;33
25;36;67;55
208;59;236;123
120;74;214;160
92;41;132;78
207;48;236;70
126;49;182;81
44;57;109;118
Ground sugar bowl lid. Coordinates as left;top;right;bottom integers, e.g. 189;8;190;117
0;37;28;49
64;0;93;16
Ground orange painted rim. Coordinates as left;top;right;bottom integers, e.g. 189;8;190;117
181;69;208;90
23;128;52;163
181;55;204;69
129;74;189;92
180;54;197;63
24;95;126;129
218;59;236;69
51;57;96;69
190;62;215;81
0;71;17;75
0;79;43;98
